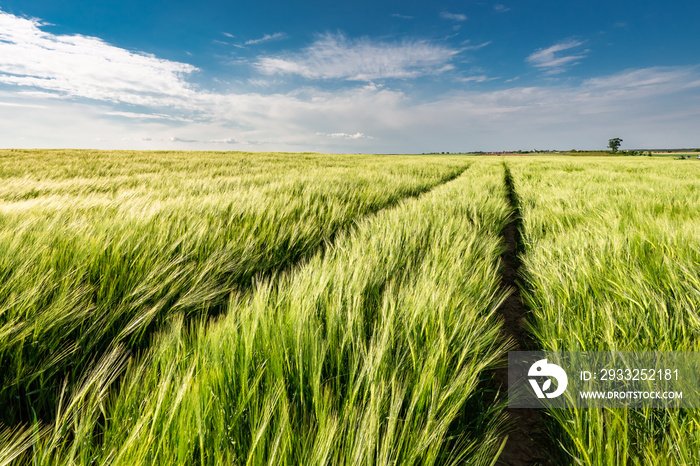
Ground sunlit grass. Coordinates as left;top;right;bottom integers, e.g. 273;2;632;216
5;157;514;464
7;151;696;464
509;157;700;465
0;149;471;429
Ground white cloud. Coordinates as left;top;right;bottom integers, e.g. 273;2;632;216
440;12;467;21
0;100;46;108
0;64;697;153
255;32;460;81
13;66;700;153
0;10;698;153
458;75;496;83
244;32;287;45
391;14;413;19
494;4;511;13
103;111;191;122
462;41;492;51
317;132;373;139
577;67;700;103
0;11;198;107
526;40;587;73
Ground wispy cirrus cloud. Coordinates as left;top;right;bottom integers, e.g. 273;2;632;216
104;111;192;122
581;66;700;99
0;100;47;108
462;41;492;51
317;131;373;139
244;32;287;45
0;11;198;107
526;39;588;74
440;11;467;21
391;13;413;19
255;32;460;81
494;4;511;13
458;75;496;83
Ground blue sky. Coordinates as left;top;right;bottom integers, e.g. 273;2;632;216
1;0;699;152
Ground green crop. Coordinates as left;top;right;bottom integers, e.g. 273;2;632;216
4;151;698;465
2;151;514;465
0;149;469;425
510;156;700;465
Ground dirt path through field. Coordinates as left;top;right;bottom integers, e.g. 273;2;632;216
493;164;554;466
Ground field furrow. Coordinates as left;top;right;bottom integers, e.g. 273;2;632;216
492;164;551;466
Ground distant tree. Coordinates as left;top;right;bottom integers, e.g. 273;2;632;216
608;138;623;153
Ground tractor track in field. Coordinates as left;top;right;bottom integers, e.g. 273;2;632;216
493;163;554;466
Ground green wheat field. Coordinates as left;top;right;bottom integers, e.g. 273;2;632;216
1;150;699;465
